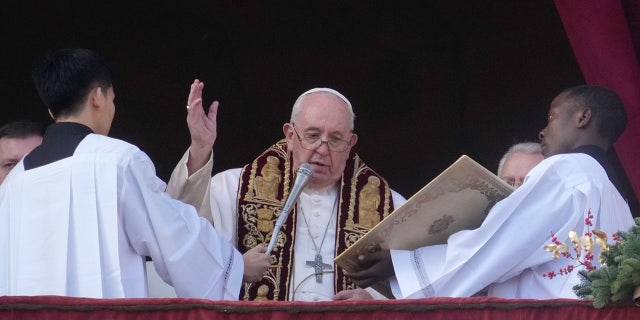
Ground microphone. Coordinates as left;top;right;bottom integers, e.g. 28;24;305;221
265;163;314;255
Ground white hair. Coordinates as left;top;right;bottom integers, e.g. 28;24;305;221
290;88;356;130
497;142;542;176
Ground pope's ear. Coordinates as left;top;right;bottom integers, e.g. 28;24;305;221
577;107;592;128
283;123;295;148
349;133;358;147
282;123;292;136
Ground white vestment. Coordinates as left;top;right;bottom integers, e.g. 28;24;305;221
0;134;243;299
390;153;634;299
167;149;406;301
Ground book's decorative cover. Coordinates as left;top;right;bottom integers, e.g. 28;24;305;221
334;155;513;298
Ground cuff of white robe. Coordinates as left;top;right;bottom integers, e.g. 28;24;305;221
184;148;214;180
391;249;425;299
366;286;389;300
224;249;245;299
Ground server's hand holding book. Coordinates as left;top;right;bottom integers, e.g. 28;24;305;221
335;155;513;298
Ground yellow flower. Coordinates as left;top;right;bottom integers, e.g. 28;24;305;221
544;243;569;260
581;234;594;254
593;229;609;263
569;231;582;259
593;229;609;250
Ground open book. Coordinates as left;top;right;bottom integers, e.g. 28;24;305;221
334;155;513;298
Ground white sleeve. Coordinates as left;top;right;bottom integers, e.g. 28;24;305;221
166;148;214;224
209;168;243;245
389;155;633;299
391;189;407;207
120;150;243;300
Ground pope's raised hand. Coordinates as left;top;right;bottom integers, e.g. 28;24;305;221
185;79;218;175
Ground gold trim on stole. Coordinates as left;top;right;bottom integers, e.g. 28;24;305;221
236;140;395;300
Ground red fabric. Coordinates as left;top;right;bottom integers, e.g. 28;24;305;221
0;296;637;320
554;0;640;200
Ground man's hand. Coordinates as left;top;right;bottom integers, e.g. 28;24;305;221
332;288;374;300
242;245;272;283
185;79;218;175
345;250;395;289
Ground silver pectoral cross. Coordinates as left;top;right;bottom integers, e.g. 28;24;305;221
306;254;332;283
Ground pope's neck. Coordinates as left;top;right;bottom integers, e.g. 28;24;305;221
304;183;338;195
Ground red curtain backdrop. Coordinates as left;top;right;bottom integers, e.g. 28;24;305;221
554;0;640;202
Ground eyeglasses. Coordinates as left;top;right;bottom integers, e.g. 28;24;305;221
502;177;523;188
292;124;353;152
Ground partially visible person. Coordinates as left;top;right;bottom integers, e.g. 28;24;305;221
497;142;543;188
0;120;43;184
348;84;635;300
467;141;544;297
168;82;407;301
0;48;269;299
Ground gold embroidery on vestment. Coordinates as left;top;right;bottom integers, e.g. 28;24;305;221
357;176;382;229
254;156;282;201
237;141;394;300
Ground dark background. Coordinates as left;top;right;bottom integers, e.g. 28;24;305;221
1;1;608;200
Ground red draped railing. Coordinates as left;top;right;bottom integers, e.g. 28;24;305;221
0;296;637;320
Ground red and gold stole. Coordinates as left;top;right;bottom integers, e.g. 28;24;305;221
236;139;395;301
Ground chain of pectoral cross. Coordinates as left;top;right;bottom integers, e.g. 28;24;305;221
299;194;338;283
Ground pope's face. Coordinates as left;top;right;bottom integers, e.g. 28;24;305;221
283;93;358;190
499;151;543;188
